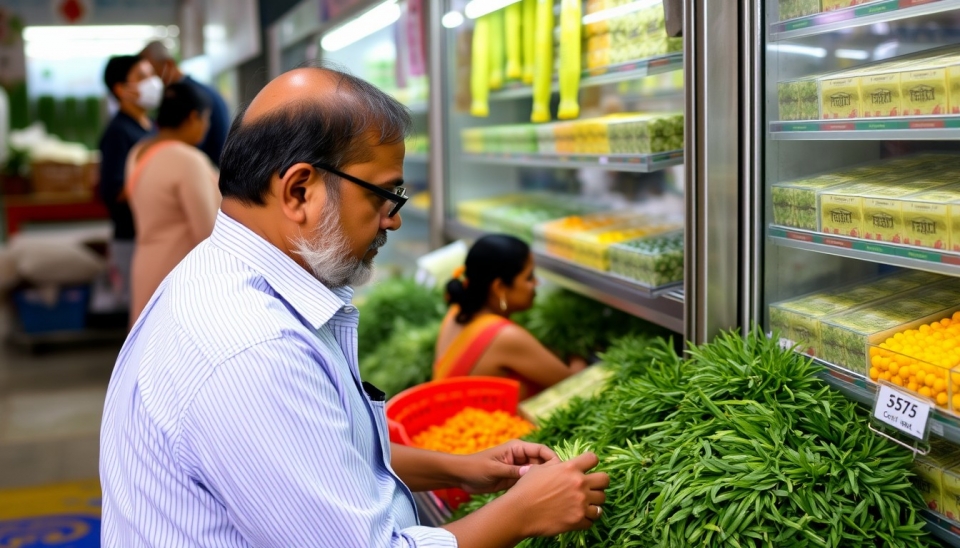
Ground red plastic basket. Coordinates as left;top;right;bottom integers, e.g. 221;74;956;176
386;377;521;509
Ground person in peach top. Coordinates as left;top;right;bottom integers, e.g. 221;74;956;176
125;82;220;326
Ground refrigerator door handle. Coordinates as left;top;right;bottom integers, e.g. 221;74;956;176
664;0;682;38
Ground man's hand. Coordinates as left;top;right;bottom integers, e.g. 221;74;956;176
458;439;558;494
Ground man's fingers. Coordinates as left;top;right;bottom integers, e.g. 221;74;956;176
567;452;600;472
511;440;558;464
587;490;606;507
584;471;610;490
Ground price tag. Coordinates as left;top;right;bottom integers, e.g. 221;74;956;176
873;383;932;441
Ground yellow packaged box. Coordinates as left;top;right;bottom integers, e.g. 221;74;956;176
820;183;872;237
898;185;960;250
915;456;947;516
861;182;949;242
860;72;902;117
902;66;950;116
819;75;861;119
942;463;960;521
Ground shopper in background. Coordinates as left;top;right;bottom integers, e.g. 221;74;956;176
125;82;219;327
140;41;230;166
99;55;162;311
100;66;607;548
435;234;587;399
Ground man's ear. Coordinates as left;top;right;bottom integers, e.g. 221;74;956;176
276;162;325;225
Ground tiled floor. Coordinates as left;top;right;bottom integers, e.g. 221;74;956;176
0;305;121;489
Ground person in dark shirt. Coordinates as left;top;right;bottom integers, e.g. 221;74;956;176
99;55;162;309
140;41;230;167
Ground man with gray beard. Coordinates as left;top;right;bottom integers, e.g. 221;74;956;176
99;66;608;548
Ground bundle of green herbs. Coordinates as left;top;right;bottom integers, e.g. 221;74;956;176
454;329;931;547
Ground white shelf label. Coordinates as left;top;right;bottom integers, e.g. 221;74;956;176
873;384;932;441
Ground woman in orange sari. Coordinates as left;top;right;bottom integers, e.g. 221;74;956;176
434;234;586;399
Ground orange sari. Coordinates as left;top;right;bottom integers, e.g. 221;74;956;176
433;307;513;380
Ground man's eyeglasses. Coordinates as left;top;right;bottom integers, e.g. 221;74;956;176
313;163;407;218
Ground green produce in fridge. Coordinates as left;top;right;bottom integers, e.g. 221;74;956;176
505;2;523;80
471;15;491;117
556;0;581;120
531;0;555;123
608;230;683;287
488;9;505;90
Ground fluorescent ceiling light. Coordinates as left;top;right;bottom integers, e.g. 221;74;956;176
442;11;465;28
581;0;659;25
321;0;401;52
464;0;522;20
836;48;868;60
767;44;827;58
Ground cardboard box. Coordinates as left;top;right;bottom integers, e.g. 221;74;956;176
898;185;960;250
772;174;852;230
860;72;902;117
902;67;949;116
820;76;861;119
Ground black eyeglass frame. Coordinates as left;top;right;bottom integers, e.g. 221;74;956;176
313;163;408;217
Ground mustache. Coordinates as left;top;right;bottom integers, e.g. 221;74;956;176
369;231;388;250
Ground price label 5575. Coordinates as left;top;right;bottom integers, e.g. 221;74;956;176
873;383;932;441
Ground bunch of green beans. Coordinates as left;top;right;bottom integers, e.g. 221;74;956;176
452;329;932;547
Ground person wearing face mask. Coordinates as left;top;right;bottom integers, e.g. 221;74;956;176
99;55;163;310
125;82;219;326
140;41;230;167
100;66;608;548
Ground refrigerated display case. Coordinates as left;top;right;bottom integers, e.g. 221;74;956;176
431;0;691;334
756;1;960;543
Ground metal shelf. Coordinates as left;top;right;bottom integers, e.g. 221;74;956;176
771;0;960;41
461;150;684;173
815;357;960;445
770;116;960;140
446;220;685;333
489;53;683;101
768;226;960;277
923;510;960;548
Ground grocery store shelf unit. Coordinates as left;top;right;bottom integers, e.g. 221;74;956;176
815;357;960;445
462;150;684;173
446;221;685;333
770;115;960;140
923;510;960;548
770;0;960;41
768;225;960;277
489;53;683;101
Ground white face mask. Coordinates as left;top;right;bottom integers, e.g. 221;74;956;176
135;76;164;110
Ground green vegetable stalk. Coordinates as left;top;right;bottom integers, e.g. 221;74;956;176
470;15;491;117
505;2;523;80
556;0;581;120
488;9;505;90
530;0;554;123
521;0;536;84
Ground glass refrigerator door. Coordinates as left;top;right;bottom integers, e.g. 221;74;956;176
762;2;960;540
435;0;686;334
318;0;432;276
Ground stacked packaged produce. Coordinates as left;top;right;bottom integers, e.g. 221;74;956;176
405;133;430;156
583;0;682;69
778;2;895;23
771;154;960;251
778;46;960;120
913;440;960;521
458;194;601;243
461;112;684;156
517;364;614;423
608;230;684;287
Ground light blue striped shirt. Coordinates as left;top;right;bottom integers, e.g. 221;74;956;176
100;211;458;548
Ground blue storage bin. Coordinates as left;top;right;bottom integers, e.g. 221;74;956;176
14;285;91;334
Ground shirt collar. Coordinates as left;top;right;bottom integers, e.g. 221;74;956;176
209;210;354;330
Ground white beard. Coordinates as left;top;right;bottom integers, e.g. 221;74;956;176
292;206;387;288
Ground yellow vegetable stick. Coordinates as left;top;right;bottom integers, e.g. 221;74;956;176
488;9;505;90
505;2;522;80
471;16;491;117
531;0;554;123
557;0;581;119
522;0;536;84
